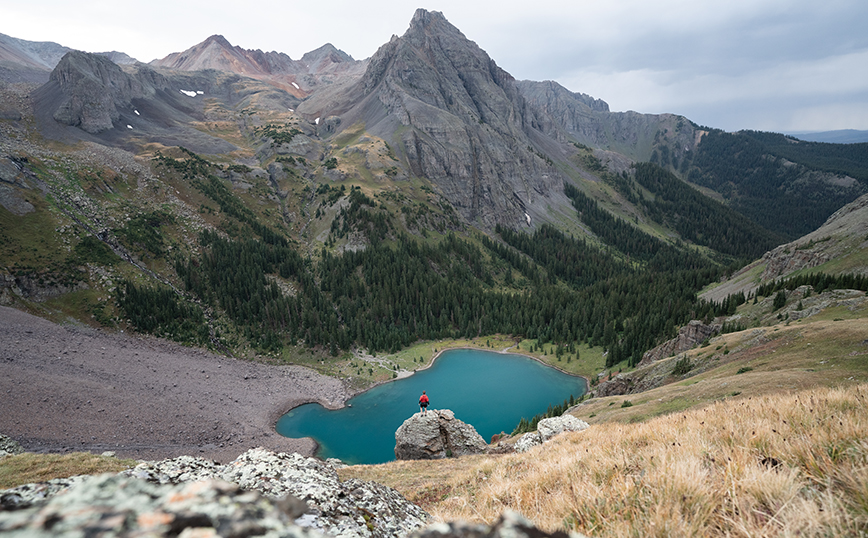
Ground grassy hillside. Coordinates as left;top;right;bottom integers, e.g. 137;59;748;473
339;292;868;536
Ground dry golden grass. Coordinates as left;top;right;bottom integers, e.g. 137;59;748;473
341;383;868;537
0;452;135;490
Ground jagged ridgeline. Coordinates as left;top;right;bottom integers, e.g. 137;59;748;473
111;149;751;367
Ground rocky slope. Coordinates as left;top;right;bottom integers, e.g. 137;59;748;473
297;9;573;229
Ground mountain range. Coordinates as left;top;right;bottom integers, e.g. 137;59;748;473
1;9;866;363
2;12;868;536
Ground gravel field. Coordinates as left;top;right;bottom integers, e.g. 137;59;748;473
0;305;350;463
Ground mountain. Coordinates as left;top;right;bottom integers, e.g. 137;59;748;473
789;129;868;144
151;34;366;97
701;191;868;303
1;9;866;373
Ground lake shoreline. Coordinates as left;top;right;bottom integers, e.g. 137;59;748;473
273;346;590;462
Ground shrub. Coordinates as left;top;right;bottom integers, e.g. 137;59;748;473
672;356;692;376
736;366;753;374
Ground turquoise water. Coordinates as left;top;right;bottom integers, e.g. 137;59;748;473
275;349;587;464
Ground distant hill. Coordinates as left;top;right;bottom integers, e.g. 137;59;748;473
788;129;868;144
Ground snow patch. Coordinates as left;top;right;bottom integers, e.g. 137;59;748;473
197;90;204;95
291;82;299;89
314;117;320;125
288;108;294;112
179;90;197;97
126;125;133;129
525;212;531;226
134;110;140;116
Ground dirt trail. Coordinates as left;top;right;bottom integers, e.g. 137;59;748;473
0;306;349;463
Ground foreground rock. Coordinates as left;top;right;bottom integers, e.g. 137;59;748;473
1;448;428;538
395;410;487;460
514;415;589;453
0;473;586;538
123;448;429;538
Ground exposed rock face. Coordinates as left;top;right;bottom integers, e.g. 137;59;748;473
120;447;429;538
516;79;697;161
395;409;488;460
639;320;721;367
514;415;589;453
300;9;569;230
47;50;150;133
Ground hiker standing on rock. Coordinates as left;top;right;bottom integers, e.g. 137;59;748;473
419;390;429;414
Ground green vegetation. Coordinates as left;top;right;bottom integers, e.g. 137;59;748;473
686;130;867;238
672;355;692;376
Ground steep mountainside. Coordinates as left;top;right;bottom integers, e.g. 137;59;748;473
701;192;868;303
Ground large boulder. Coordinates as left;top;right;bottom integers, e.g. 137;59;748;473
537;415;589;442
514;415;590;453
395;409;487;460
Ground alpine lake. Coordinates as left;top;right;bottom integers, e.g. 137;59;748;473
276;348;588;464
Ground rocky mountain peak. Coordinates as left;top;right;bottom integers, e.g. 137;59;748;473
203;34;232;48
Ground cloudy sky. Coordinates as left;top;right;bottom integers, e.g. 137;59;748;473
3;0;867;133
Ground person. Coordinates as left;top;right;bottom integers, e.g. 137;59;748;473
419;390;429;414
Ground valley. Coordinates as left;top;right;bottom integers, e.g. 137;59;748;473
1;7;867;537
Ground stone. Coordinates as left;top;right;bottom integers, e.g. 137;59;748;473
514;433;541;453
0;433;24;458
395;409;488;460
537;415;589;442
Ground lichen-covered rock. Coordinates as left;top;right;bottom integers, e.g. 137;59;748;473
394;409;487;460
0;474;317;538
0;433;24;457
0;476;90;510
121;447;429;538
537;415;589;442
0;475;583;538
514;432;542;453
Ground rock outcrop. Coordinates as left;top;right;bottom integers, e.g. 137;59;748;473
0;470;585;538
639;320;721;367
0;433;23;457
395;409;488;460
2;447;428;538
514;415;589;453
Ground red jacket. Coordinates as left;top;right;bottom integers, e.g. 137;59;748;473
419;394;429;405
